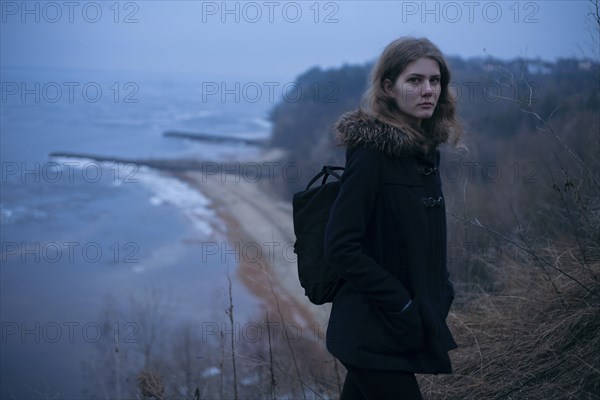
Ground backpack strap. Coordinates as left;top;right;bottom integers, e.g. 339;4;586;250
305;165;344;190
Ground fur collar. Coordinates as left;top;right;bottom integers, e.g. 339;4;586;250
334;109;427;158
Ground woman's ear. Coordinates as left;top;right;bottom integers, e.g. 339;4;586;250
383;78;395;96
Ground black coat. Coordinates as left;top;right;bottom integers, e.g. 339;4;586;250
324;110;458;374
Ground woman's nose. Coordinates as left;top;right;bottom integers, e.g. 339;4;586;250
422;81;434;94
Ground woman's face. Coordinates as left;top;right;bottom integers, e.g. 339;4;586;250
384;57;441;126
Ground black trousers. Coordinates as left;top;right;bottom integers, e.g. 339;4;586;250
340;363;424;400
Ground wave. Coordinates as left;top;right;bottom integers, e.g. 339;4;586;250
135;166;221;238
43;157;222;238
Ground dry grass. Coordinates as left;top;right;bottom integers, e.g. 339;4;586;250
419;246;600;400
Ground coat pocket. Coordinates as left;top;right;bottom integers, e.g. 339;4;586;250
361;298;426;355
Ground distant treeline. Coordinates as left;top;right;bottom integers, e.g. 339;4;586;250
268;56;600;200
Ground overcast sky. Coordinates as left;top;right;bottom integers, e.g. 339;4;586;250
1;1;598;81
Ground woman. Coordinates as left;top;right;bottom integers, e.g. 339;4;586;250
324;37;461;399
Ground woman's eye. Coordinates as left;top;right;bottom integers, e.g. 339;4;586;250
431;78;440;84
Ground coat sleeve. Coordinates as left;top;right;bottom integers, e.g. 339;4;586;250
324;145;412;313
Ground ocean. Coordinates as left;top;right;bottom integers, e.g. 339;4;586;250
0;66;274;398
